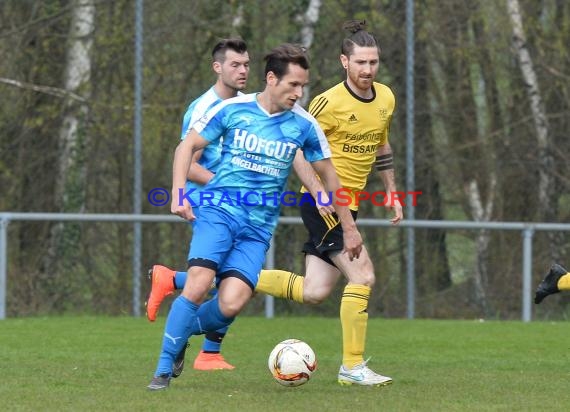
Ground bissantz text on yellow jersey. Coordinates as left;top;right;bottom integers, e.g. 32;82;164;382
341;144;378;153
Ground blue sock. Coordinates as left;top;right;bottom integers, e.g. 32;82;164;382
154;295;198;377
174;271;187;289
202;326;229;352
192;296;235;335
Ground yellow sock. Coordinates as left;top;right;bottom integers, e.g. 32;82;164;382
256;270;304;303
557;272;570;291
340;284;371;369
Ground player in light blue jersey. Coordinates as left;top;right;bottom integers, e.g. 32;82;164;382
148;43;363;390
145;38;249;373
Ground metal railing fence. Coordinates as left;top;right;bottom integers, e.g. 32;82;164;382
2;212;570;321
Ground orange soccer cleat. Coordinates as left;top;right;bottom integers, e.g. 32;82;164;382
193;350;236;371
145;265;176;322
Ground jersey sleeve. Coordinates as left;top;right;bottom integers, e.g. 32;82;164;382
191;101;228;144
180;107;192;140
379;86;396;145
308;95;338;136
301;121;331;163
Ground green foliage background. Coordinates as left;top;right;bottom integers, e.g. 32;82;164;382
1;0;569;318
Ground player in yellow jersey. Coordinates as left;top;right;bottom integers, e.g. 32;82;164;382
292;19;403;387
534;263;570;303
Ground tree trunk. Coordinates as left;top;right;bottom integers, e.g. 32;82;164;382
297;0;321;107
463;13;500;317
42;0;94;290
465;178;496;317
232;1;243;29
414;28;452;300
507;0;559;260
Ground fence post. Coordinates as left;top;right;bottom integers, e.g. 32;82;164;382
132;0;144;317
264;237;275;318
0;216;9;320
405;0;416;320
522;227;534;322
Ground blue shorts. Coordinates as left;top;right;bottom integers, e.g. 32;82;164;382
187;206;271;290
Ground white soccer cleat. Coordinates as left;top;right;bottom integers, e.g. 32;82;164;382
337;359;393;387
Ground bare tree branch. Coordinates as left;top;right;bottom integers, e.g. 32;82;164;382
0;76;87;102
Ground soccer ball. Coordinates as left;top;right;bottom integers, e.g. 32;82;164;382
268;338;317;387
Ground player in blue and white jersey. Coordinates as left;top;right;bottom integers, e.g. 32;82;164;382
148;43;363;390
180;41;249;206
145;38;249;373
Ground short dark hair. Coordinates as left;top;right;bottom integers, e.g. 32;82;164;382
341;20;379;56
263;43;309;79
211;38;248;63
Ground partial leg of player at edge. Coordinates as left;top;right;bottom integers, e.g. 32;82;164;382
534;263;570;304
145;264;305;374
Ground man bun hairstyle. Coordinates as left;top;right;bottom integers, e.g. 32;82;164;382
343;19;366;34
341;19;379;56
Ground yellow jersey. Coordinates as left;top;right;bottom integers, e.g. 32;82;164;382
303;81;395;210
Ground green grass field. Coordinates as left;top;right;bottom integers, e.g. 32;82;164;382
1;316;569;411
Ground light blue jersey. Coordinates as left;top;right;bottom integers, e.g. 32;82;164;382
181;87;243;205
192;93;331;230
